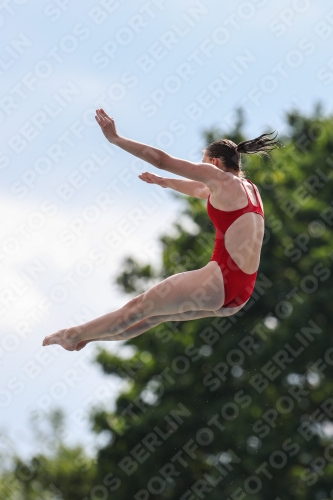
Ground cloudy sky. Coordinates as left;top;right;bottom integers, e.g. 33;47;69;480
1;0;333;460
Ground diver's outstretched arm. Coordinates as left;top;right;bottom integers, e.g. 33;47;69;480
95;108;164;167
139;172;210;199
95;108;225;189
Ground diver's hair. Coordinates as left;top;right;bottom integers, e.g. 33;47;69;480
205;131;281;177
236;131;280;155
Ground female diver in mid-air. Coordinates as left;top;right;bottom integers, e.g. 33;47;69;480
43;109;280;351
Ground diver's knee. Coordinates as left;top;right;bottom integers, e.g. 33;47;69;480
212;306;229;317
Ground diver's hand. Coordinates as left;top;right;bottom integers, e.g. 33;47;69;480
95;108;119;143
138;172;167;187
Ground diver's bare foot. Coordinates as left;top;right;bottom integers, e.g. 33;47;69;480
42;327;82;351
75;336;108;350
75;340;91;351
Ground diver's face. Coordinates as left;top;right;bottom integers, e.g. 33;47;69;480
202;152;226;171
202;152;213;164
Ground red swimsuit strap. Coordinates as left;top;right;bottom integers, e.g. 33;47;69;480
240;179;264;217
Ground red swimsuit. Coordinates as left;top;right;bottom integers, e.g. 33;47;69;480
207;179;264;308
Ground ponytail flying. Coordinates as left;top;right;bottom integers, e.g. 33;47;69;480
205;130;281;177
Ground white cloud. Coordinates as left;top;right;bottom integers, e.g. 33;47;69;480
0;192;179;334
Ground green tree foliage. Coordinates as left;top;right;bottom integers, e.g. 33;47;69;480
0;410;97;500
3;104;333;499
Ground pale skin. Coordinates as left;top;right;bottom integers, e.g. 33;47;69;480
42;109;264;351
